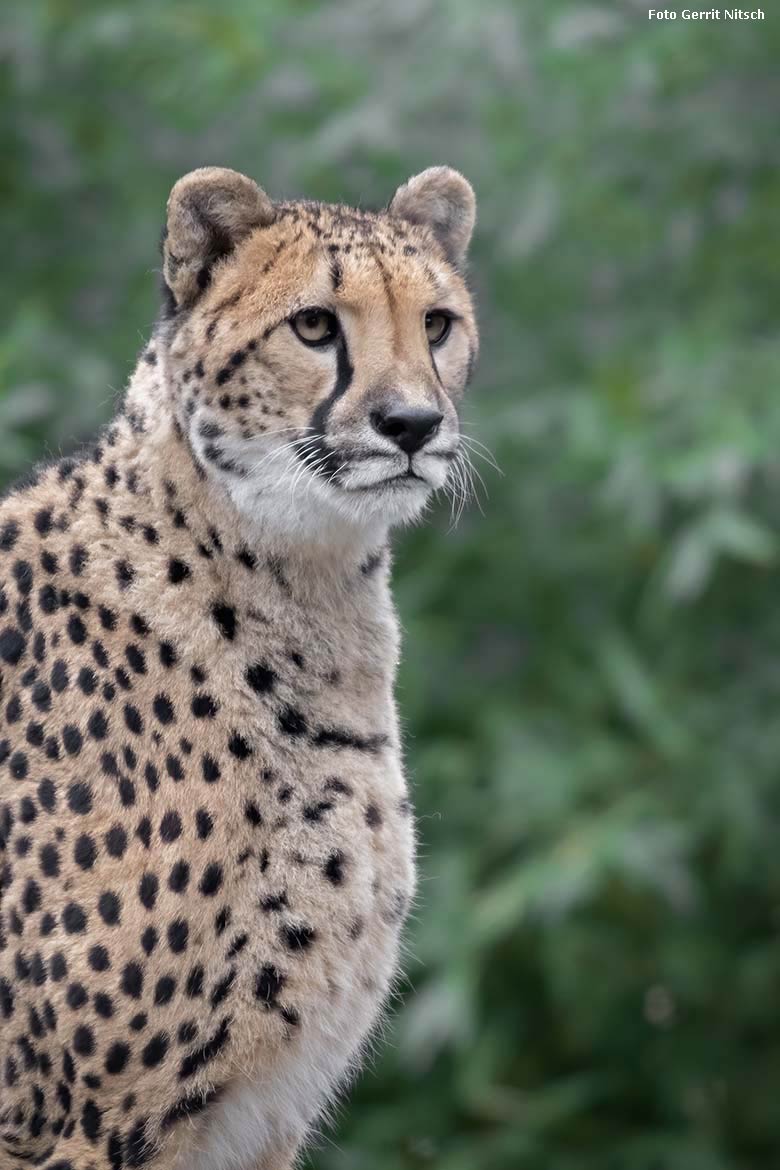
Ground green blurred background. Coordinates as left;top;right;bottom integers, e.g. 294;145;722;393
3;2;779;1167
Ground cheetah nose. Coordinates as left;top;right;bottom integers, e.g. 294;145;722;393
370;405;443;455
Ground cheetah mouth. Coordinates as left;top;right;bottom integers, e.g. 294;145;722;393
342;469;431;493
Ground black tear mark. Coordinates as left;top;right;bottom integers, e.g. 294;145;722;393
299;331;354;479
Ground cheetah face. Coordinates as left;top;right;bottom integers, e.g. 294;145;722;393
160;167;478;540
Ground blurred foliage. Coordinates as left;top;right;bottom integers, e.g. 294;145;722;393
2;1;780;1167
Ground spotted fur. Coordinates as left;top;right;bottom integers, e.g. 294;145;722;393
0;166;478;1170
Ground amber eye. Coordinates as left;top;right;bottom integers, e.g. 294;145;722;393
425;311;452;346
291;308;339;347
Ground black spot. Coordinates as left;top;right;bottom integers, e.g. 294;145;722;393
67;782;93;815
62;903;87;933
244;802;263;827
115;560;135;590
88;708;109;740
192;693;218;719
365;803;383;828
185;965;204;998
160;810;182;843
226;932;249;959
360;548;385;576
201;754;221;784
66;613;87;645
105;825;127;858
39;843;60;878
95;990;115;1017
0;627;25;666
99;604;118;631
88;944;110;972
159;641;178;670
280;922;316;952
210;968;235;1008
153;694;175;725
228;733;252;760
169;860;190;893
154;976;177;1005
13;559;34;594
124;704;143;735
51;659;70;692
168;559;191;584
214;906;231;935
323;850;346;885
303;800;334;823
31;680;51;712
74;1025;95;1057
211;602;237;640
313;726;387;753
278;705;307;737
22;877;42;913
62;724;83;755
34;507;53;536
199;863;223;897
98;891;121;926
121;777;138;809
196;809;214;839
246;662;276;694
105;1042;130;1075
38;583;59;614
236;547;256;570
168;918;189;954
74;834;97;870
255;964;284;1007
10;749;29;778
260;892;287;913
141;1031;169;1069
178;1016;231;1080
139;873;158;910
162;1084;221;1129
126;644;146;674
0;519;20;551
121;962;144;999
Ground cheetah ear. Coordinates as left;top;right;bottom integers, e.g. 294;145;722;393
389;166;476;268
162;167;275;312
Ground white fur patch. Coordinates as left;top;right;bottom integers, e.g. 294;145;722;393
177;976;381;1170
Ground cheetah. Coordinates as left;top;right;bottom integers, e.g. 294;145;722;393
0;165;478;1170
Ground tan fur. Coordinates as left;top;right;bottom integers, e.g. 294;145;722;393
0;167;477;1170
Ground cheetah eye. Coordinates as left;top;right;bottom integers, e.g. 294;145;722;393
291;308;339;347
425;311;452;346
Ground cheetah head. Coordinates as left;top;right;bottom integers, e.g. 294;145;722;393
158;166;478;542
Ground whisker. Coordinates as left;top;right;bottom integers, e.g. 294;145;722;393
461;448;489;505
458;434;503;475
245;434;323;475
